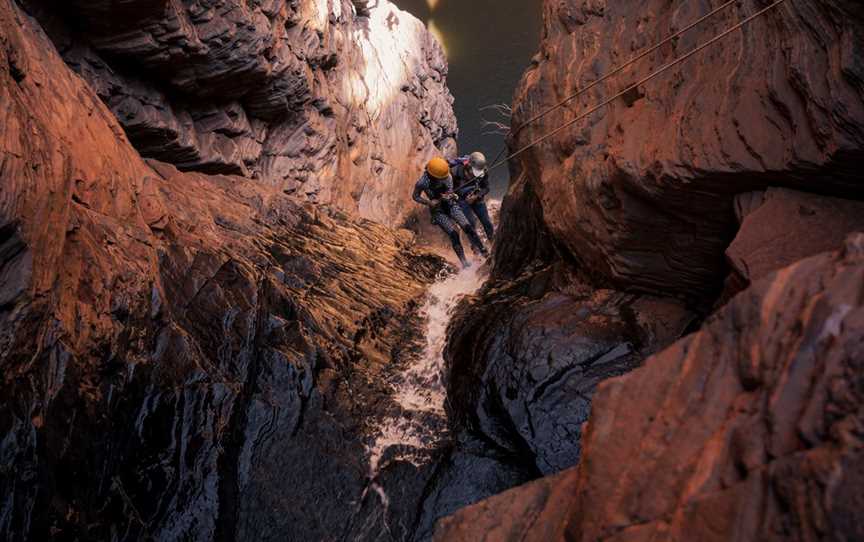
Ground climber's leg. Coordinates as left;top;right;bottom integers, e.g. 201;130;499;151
458;199;479;230
450;203;488;257
470;200;495;241
432;208;470;268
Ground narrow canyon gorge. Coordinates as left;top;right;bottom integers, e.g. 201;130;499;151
1;0;863;541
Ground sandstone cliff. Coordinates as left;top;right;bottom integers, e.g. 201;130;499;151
437;0;864;538
22;0;456;226
0;1;456;539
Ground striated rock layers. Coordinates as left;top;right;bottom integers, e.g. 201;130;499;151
20;0;457;225
1;1;451;539
437;0;864;538
438;235;864;541
502;0;864;300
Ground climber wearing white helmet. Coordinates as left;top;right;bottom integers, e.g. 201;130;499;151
449;152;494;242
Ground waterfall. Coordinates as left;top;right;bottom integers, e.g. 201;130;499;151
367;264;486;473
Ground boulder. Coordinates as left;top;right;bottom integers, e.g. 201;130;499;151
436;234;864;541
502;0;864;301
726;187;864;289
445;262;693;476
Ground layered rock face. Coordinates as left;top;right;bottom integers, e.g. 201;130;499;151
22;0;456;225
1;1;453;539
445;264;693;476
438;0;864;538
502;0;864;299
439;235;864;541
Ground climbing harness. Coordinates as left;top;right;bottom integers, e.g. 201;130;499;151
487;0;790;173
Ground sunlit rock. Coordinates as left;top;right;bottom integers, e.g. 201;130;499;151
22;0;457;226
0;0;453;539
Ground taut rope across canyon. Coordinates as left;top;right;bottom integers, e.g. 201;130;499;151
488;0;791;172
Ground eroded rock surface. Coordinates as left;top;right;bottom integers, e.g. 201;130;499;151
0;2;449;539
21;0;456;225
724;187;864;296
503;0;864;300
445;264;692;476
438;235;864;541
436;0;864;536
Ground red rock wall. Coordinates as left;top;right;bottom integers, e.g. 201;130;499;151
501;0;864;300
22;0;456;226
1;1;448;538
436;0;864;538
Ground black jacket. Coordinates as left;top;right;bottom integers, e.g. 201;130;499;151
449;160;490;200
413;173;454;205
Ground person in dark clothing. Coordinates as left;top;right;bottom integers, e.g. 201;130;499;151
449;152;494;241
413;157;488;268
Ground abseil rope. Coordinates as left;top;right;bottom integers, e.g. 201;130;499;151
514;0;738;137
488;0;789;172
485;0;739;168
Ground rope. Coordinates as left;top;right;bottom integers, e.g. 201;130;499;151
514;0;738;137
485;0;739;169
489;0;789;172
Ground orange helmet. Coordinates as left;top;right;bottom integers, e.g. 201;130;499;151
426;157;450;179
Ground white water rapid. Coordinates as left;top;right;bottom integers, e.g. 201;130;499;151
367;263;486;473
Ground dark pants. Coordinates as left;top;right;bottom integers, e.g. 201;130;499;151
459;199;494;241
431;203;486;264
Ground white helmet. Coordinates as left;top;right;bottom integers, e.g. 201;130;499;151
468;152;487;178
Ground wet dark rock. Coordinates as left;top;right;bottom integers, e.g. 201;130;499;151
438;235;864;541
411;443;536;542
446;264;693;476
0;222;29;311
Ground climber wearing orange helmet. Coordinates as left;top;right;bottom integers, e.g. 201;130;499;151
413;157;488;268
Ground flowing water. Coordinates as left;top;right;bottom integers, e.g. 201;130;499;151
356;264;487;542
366;199;499;478
367;263;486;474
